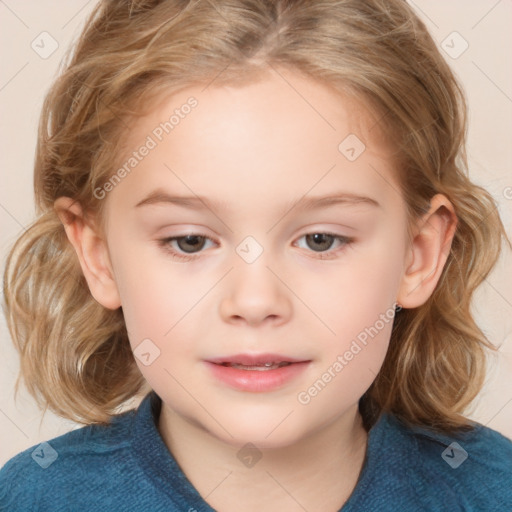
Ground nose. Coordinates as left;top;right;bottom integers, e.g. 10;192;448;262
218;254;292;328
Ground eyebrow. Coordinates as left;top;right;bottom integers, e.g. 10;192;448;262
135;189;381;214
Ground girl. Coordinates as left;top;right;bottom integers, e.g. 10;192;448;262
1;0;511;510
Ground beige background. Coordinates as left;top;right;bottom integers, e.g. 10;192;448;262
1;1;511;466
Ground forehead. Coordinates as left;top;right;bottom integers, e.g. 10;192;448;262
107;68;402;214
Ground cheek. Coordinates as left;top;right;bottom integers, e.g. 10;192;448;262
306;231;405;339
106;235;183;345
303;229;405;395
298;290;397;415
118;271;200;347
112;261;202;389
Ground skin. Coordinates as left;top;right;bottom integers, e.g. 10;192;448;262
55;67;457;511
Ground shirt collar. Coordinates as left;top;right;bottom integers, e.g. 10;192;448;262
129;390;417;511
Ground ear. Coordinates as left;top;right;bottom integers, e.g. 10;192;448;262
397;194;457;309
54;197;121;310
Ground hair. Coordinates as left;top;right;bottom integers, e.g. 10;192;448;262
3;0;509;433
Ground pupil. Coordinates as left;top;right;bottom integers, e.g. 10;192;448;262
179;235;204;253
307;233;333;251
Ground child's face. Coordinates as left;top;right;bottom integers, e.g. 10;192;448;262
100;69;411;447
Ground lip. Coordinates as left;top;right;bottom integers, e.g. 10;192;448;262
204;353;311;392
206;353;308;365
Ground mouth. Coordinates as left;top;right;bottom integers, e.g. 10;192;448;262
206;353;309;369
216;361;293;371
204;353;311;392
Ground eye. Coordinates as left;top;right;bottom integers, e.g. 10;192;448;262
294;232;354;259
158;234;216;261
158;231;354;262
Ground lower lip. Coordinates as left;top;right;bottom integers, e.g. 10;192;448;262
204;361;310;392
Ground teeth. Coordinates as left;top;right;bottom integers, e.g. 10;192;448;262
223;362;292;371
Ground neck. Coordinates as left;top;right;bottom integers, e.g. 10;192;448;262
158;403;369;512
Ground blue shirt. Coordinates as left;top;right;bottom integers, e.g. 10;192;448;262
1;390;511;511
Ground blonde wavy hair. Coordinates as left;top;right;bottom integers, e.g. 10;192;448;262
3;0;509;433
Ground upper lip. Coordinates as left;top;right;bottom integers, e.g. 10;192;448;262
206;353;310;365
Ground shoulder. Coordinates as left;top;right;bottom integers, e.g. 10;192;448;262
386;414;512;511
0;408;137;511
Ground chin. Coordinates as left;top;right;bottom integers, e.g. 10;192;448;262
204;410;309;450
218;430;304;451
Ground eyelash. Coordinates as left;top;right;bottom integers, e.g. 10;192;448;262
157;232;355;262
